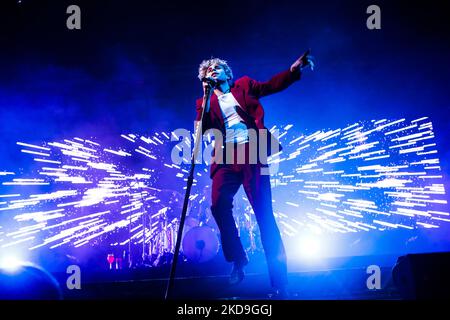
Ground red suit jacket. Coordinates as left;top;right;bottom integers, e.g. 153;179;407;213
195;68;301;178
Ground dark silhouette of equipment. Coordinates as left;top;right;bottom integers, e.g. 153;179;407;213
392;251;450;299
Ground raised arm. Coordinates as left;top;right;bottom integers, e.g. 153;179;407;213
247;69;301;98
247;50;314;98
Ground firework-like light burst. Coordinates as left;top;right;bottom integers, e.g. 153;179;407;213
0;117;448;252
270;117;448;238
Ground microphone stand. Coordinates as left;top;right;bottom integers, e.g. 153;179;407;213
164;83;213;300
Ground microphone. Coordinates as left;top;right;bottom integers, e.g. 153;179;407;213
201;77;218;87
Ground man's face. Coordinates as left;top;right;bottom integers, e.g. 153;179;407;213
206;64;228;82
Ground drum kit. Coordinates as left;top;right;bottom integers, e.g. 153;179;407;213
126;188;219;267
125;188;262;268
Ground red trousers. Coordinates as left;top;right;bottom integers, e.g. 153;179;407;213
210;143;288;288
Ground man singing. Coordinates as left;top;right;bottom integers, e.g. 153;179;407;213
194;51;314;298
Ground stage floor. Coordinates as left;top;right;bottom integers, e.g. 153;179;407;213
56;263;400;300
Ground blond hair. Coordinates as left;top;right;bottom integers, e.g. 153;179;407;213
197;57;234;85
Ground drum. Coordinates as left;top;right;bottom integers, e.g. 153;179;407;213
182;226;219;263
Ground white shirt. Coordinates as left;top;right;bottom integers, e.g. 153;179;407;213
217;92;249;144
